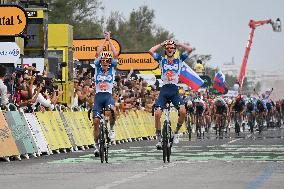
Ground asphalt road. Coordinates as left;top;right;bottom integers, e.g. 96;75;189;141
1;127;284;189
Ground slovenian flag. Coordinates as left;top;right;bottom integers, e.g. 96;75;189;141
213;71;227;94
179;63;204;91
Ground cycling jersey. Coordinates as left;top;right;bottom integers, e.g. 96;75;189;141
195;102;205;115
93;58;117;118
232;99;245;112
246;101;255;112
94;58;118;94
153;52;189;86
256;100;266;112
215;104;227;114
266;102;273;112
153;51;189;108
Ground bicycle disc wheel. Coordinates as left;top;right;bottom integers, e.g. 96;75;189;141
100;126;105;163
105;146;108;163
162;122;168;163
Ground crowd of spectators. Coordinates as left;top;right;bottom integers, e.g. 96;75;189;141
73;63;160;115
0;62;204;115
0;61;162;114
0;64;63;112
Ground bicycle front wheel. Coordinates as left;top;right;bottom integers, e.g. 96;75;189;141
100;125;105;163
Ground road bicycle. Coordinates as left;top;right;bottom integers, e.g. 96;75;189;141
162;102;173;163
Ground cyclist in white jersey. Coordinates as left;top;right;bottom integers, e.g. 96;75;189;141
93;31;118;157
149;40;192;148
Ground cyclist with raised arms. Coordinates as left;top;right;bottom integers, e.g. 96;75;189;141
93;31;119;157
149;40;192;148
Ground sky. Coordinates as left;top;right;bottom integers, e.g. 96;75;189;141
101;0;284;73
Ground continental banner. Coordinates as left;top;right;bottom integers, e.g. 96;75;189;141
0;5;27;36
23;113;50;154
4;111;36;155
117;52;159;71
73;39;121;60
0;112;20;157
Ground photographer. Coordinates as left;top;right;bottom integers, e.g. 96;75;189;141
0;65;9;107
31;76;63;111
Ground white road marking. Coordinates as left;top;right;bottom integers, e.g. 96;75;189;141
94;163;176;189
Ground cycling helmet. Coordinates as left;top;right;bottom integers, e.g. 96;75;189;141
100;51;112;60
164;40;176;49
187;100;193;107
194;97;201;103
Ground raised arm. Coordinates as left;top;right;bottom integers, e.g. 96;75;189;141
105;32;119;59
95;38;107;58
176;42;193;54
148;41;165;56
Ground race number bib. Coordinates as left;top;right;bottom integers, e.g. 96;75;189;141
166;70;174;81
99;82;108;91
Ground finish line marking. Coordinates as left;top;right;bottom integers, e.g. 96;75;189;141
94;163;176;189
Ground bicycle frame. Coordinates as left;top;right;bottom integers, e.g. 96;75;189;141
162;103;172;163
99;108;110;163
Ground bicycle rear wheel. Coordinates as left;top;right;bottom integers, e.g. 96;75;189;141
100;125;105;163
162;121;169;163
186;116;192;141
105;128;109;163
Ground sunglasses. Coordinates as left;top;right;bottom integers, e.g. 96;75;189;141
101;59;111;63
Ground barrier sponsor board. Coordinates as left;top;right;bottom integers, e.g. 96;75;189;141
23;113;50;154
4;111;36;155
0;113;20;157
35;112;61;151
0;42;20;63
73;39;121;60
0;5;27;36
117;52;159;70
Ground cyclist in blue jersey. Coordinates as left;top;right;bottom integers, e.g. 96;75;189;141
149;40;192;148
93;31;119;157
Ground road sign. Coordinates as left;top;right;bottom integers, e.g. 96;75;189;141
0;42;20;63
73;39;121;60
117;52;159;70
0;5;27;36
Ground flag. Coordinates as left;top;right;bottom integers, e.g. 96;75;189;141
213;71;227;94
179;63;204;91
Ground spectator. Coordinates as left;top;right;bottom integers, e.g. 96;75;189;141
0;65;9;107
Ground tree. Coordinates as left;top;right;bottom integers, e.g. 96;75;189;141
48;0;104;38
254;81;262;93
105;6;173;52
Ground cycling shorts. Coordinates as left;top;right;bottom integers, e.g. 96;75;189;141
155;84;184;109
93;92;115;118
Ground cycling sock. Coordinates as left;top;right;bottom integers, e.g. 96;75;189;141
156;130;161;141
110;119;115;130
95;143;99;150
175;123;182;134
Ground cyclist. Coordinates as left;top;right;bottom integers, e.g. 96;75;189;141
246;97;256;132
275;100;282;127
231;94;246;133
255;98;267;132
149;40;192;148
214;97;228;134
193;97;206;137
266;99;275;127
93;31;119;156
184;97;195;134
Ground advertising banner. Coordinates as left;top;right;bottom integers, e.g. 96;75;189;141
0;42;20;63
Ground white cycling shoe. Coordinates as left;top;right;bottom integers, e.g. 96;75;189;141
173;134;180;144
109;129;115;140
94;149;99;157
156;141;162;150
